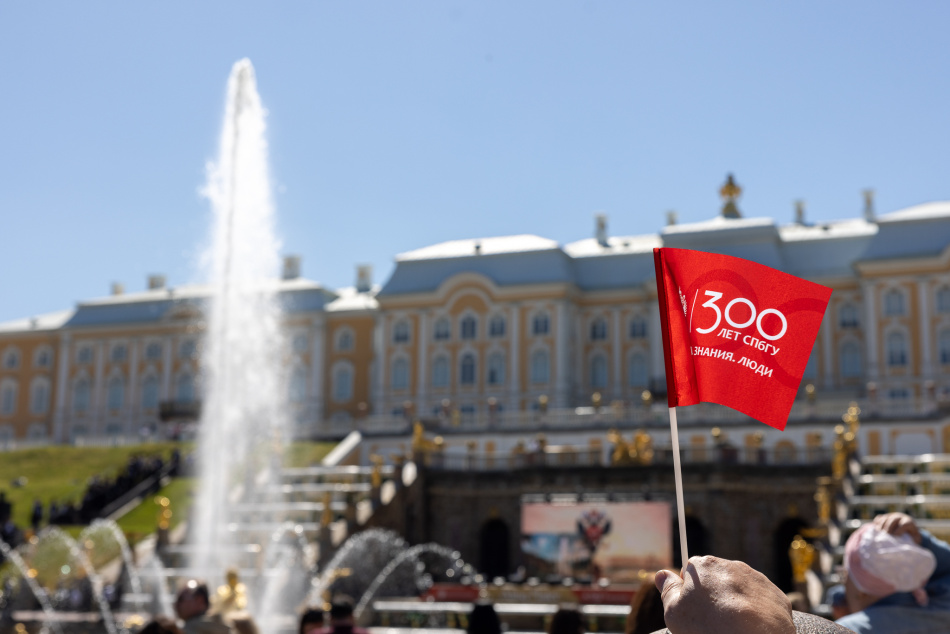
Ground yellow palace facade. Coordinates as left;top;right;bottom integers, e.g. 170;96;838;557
2;182;950;452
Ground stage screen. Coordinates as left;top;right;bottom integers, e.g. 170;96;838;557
520;501;671;582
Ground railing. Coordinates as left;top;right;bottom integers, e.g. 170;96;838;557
418;446;833;472
159;399;201;421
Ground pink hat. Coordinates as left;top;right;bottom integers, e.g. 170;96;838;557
844;523;936;606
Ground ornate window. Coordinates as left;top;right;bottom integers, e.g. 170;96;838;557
107;376;125;411
530;349;550;384
0;380;17;416
841;342;862;378
629;316;647;339
176;373;195;403
77;345;93;365
434;318;451;341
2;348;20;370
30;378;49;415
590;354;608;388
145;342;163;361
33;346;52;369
391;357;409;390
460;315;478;340
803;348;818;380
72;378;90;413
489;315;506;338
460;353;476;385
590;317;608;341
939;330;950;365
111;344;127;363
293;334;310;353
393;320;410;344
335;328;354;352
839;303;859;329
628;353;648;387
487;353;506;386
142;376;159;410
938;286;950;314
332;363;354;403
887;332;908;367
884;289;906;317
431;356;449;388
532;312;550;336
289;366;307;403
180;339;197;359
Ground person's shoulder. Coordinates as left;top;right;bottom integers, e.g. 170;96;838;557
648;612;858;634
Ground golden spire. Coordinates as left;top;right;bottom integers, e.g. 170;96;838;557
719;173;742;218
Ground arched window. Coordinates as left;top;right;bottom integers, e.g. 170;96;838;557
460;353;476;385
590;317;608;341
628;353;648;387
111;344;127;363
77;345;93;365
393;320;410;344
487;353;506;386
0;380;17;416
179;339;197;359
145;342;163;360
434;317;451;341
841;342;862;378
884;289;906;317
590;354;608;388
176;373;195;403
391;358;409;390
30;378;49;415
489;315;506;338
432;356;449;388
531;349;550;384
335;328;354;352
532;312;550;336
107;376;125;411
629;316;647;339
293;334;310;353
289;366;307;403
803;348;818;380
938;286;950;314
142;376;159;410
461;315;478;340
939;330;950;365
839;303;859;329
332;363;353;402
887;332;908;367
2;348;20;370
33;346;52;369
73;378;90;413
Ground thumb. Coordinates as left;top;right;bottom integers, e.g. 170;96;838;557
654;569;683;604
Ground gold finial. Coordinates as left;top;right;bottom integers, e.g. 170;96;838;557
789;535;815;584
719;174;742;218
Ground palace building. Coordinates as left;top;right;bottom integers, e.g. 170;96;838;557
3;178;950;450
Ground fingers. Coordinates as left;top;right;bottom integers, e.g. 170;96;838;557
655;569;684;605
873;512;922;543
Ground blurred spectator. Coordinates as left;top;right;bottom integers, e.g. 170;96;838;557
549;607;583;634
626;574;666;634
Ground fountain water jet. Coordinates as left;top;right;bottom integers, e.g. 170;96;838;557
0;539;63;634
191;57;288;621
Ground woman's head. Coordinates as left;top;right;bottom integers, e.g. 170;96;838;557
549;608;583;634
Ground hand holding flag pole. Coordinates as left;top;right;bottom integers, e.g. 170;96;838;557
653;248;832;569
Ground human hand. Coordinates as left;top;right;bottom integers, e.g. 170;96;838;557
655;556;794;634
873;512;921;544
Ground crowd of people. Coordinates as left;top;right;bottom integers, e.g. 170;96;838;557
128;511;949;634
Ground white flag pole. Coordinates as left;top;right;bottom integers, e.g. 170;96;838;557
669;406;689;569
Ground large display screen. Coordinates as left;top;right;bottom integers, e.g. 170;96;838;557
520;500;671;582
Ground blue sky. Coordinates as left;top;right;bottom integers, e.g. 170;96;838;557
1;2;948;322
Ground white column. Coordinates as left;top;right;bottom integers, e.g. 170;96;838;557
611;307;622;399
416;312;428;411
574;310;585;405
91;341;105;434
555;302;570;408
126;340;139;434
649;300;665;391
509;304;520;411
373;314;386;414
161;337;173;400
862;281;879;380
310;315;325;423
919;278;933;379
53;333;72;443
821;308;834;389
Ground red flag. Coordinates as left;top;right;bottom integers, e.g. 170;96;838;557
653;248;832;430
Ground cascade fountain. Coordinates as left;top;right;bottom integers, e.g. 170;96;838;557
190;57;289;619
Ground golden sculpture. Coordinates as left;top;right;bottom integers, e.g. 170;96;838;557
320;491;333;528
833;424;847;480
815;478;832;524
719;174;742;218
788;535;815;584
213;567;248;614
634;429;654;465
370;454;384;489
